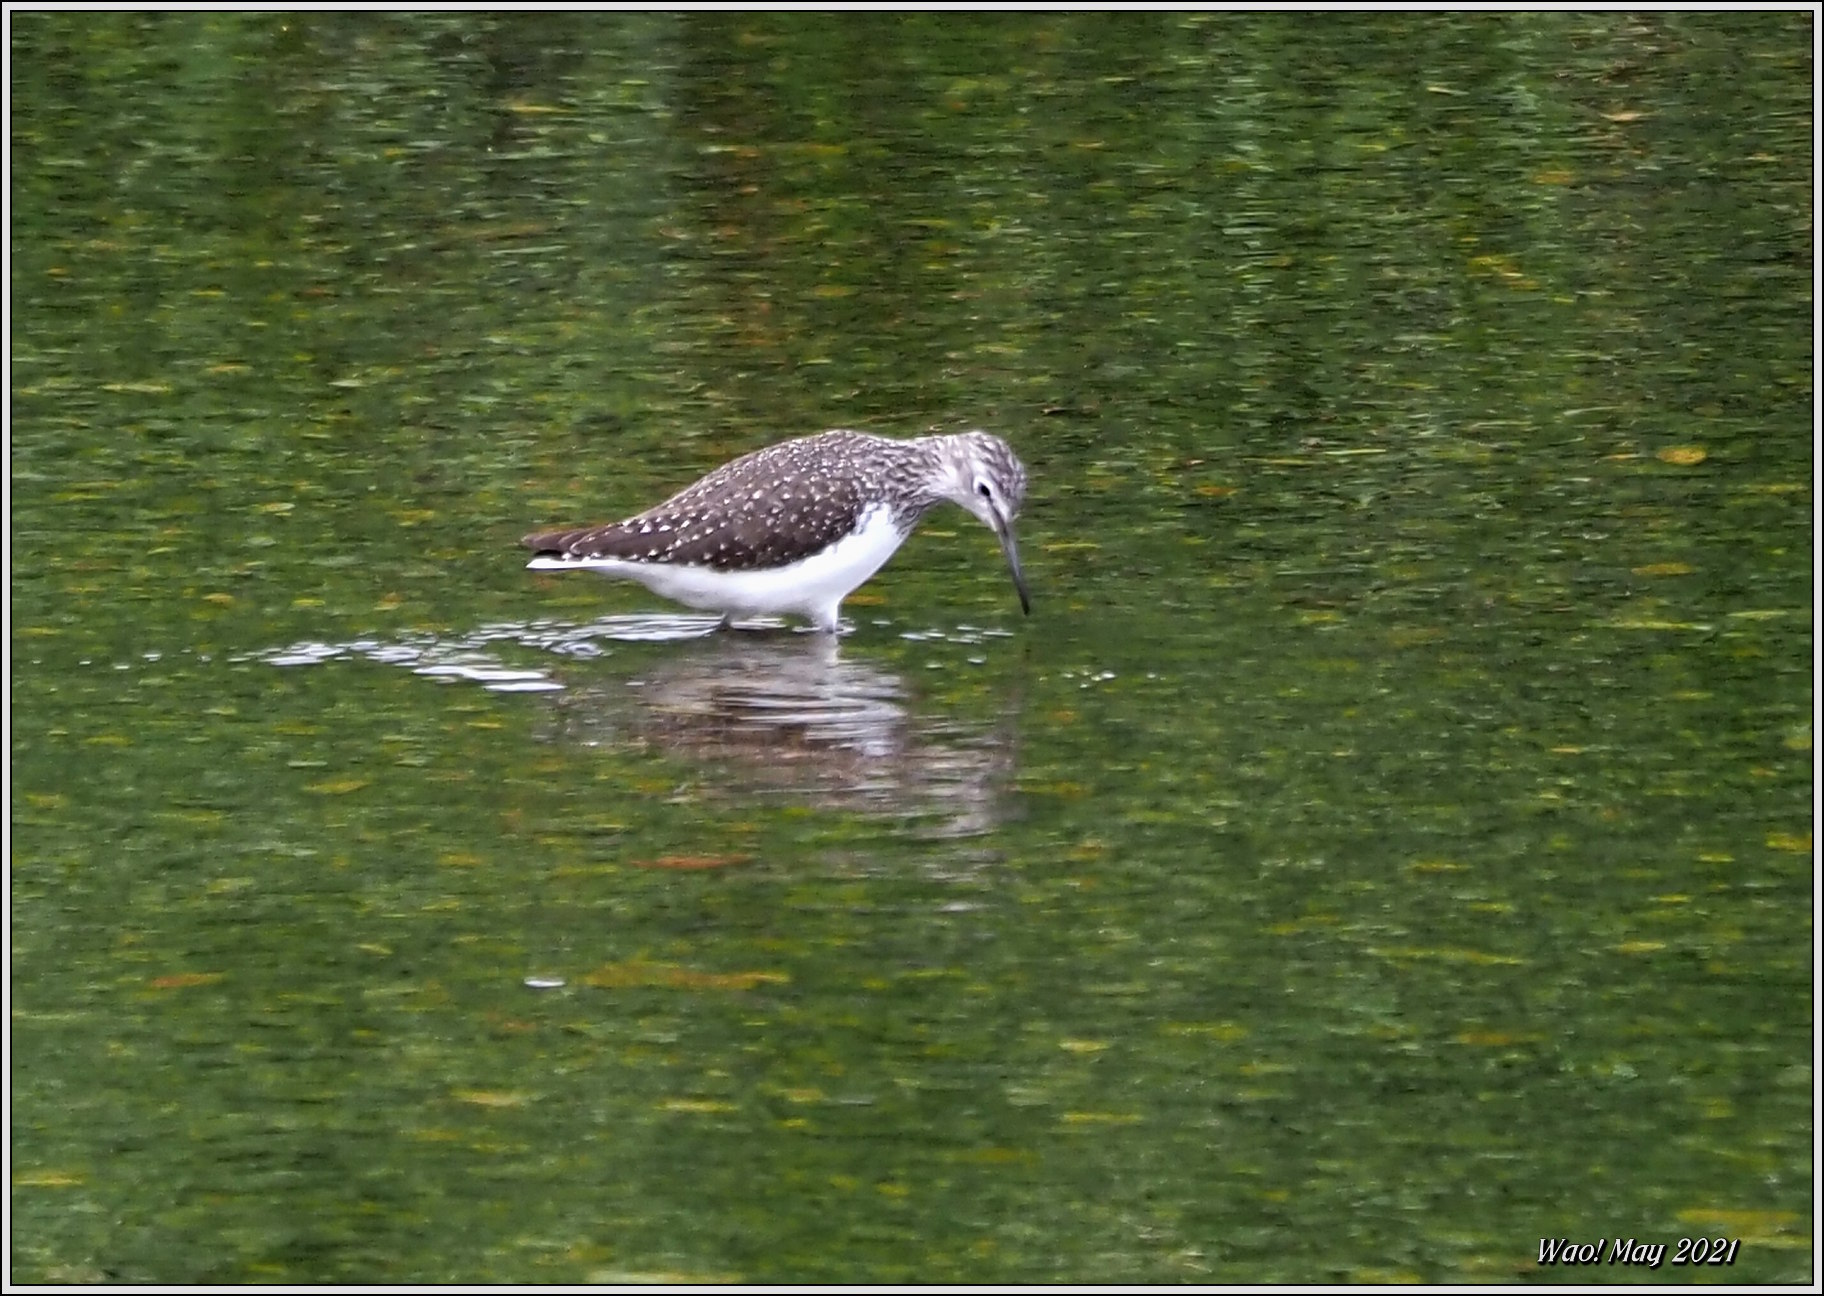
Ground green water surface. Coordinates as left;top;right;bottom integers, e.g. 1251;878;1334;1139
9;11;1814;1284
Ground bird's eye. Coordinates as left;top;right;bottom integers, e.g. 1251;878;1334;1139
977;482;993;499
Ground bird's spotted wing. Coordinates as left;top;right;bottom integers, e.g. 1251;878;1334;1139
522;441;878;572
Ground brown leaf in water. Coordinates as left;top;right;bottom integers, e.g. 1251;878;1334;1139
582;959;787;991
630;854;750;870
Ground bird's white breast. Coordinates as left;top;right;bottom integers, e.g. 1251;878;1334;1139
526;502;908;629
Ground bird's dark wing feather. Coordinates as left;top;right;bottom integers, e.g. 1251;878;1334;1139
523;451;876;571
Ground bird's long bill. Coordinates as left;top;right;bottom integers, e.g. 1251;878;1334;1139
991;512;1032;616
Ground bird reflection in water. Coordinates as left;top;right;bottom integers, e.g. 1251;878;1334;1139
261;614;1018;837
544;629;1015;838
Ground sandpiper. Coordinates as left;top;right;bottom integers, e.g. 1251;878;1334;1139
522;429;1031;633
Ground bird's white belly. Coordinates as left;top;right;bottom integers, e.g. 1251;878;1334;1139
527;503;907;629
